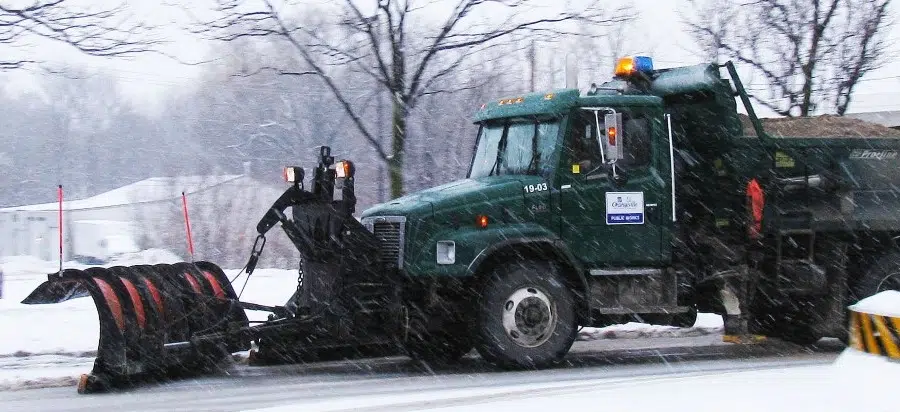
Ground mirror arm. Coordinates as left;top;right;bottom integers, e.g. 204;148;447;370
592;110;607;164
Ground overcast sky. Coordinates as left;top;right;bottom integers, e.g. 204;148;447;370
5;0;900;117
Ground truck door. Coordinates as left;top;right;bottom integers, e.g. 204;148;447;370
558;108;669;267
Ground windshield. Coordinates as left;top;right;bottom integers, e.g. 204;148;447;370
468;119;559;178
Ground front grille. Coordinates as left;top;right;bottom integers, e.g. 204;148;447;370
363;216;406;269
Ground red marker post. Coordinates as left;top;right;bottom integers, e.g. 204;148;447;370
181;192;195;262
58;185;63;276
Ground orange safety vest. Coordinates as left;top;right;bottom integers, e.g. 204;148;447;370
746;178;765;239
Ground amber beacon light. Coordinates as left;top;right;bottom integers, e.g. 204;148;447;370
476;215;489;229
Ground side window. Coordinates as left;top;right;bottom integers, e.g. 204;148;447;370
569;111;653;171
570;113;604;171
622;115;651;167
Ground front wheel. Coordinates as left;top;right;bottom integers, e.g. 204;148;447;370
475;260;577;369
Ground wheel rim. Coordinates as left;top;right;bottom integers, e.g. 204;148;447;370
876;271;900;293
501;287;556;348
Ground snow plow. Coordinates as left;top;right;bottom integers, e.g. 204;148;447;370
22;262;249;392
23;146;403;393
21;57;900;394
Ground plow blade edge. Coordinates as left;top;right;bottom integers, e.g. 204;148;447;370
22;262;250;393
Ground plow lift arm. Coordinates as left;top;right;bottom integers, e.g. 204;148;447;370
21;146;391;394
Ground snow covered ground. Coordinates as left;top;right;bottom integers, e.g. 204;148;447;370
247;348;898;412
0;250;725;390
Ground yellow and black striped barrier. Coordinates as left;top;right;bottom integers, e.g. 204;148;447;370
848;305;900;360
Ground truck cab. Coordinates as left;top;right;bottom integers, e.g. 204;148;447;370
362;68;682;275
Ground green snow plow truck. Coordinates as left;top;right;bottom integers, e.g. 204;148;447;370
23;56;900;393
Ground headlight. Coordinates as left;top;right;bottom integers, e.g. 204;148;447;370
334;160;354;178
283;166;303;183
436;240;456;265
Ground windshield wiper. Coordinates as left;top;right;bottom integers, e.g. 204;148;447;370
488;154;500;176
489;127;509;176
526;122;540;175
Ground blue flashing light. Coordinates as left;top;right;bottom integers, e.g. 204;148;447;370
633;56;654;74
614;56;655;77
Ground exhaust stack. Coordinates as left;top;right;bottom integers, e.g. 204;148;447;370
565;53;578;90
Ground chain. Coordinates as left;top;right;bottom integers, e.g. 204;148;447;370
234;234;267;299
296;257;304;296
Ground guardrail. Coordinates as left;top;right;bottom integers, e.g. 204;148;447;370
848;300;900;360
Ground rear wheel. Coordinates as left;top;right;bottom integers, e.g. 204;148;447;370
475;260;576;369
854;248;900;302
773;298;825;345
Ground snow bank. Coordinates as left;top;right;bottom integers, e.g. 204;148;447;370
0;354;93;391
577;313;723;341
833;348;900;379
103;248;184;266
0;299;99;356
849;290;900;318
0;248;183;277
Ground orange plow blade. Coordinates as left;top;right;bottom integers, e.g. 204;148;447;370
22;261;250;393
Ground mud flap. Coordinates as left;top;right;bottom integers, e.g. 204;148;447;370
22;261;250;393
696;265;767;344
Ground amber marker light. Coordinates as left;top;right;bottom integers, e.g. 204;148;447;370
335;160;354;178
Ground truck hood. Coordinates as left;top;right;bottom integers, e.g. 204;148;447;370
361;176;526;218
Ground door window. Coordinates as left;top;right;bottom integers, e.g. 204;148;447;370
570;110;653;170
621;115;652;167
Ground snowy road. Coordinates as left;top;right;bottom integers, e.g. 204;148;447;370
0;335;845;412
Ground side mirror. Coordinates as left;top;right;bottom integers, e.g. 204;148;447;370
603;113;623;163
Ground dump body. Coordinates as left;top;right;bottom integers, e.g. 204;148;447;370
728;136;900;232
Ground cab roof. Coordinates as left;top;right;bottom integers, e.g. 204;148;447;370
472;62;723;123
473;89;662;123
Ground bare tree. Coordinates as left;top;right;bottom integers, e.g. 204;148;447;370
192;0;633;198
0;0;159;69
684;0;893;117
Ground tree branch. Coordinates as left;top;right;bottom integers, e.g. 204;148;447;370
0;0;161;69
260;0;390;162
684;0;891;116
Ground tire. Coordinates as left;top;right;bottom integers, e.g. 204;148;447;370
853;248;900;303
474;260;577;369
773;298;825;345
748;295;824;345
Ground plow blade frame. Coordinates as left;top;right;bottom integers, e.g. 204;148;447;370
22;261;250;393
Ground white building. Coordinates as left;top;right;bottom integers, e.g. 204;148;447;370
0;175;287;265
